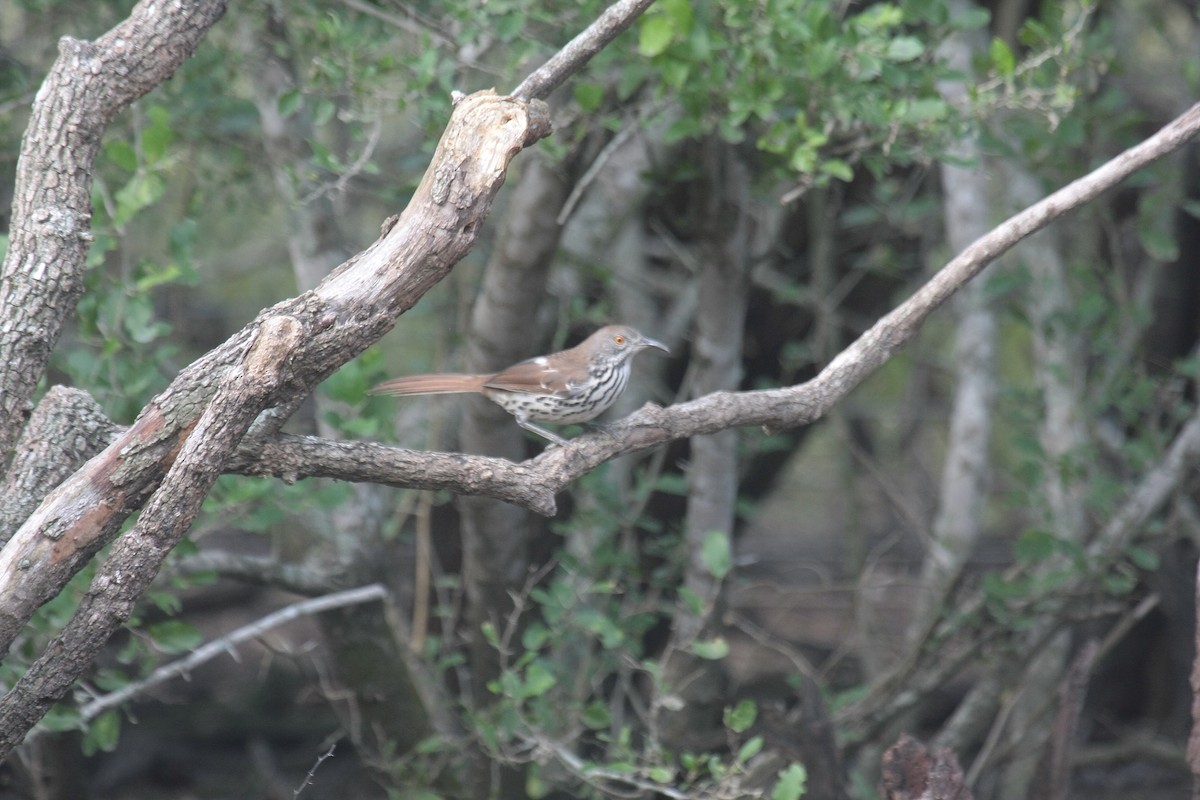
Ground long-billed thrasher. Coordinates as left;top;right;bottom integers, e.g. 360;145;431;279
368;325;669;446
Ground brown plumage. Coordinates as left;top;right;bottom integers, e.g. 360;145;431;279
369;325;668;445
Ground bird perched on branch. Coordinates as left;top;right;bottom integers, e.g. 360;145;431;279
368;325;669;446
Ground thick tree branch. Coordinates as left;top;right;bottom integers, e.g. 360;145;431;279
0;388;118;547
0;0;229;462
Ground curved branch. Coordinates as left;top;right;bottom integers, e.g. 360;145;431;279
75;584;388;725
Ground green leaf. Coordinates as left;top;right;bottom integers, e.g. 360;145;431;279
724;699;758;732
700;530;732;579
772;763;808;800
649;766;675;783
1127;545;1160;571
852;4;903;31
278;88;303;118
885;37;923;62
1103;568;1137;595
142;105;174;164
573;82;605;113
113;172;166;226
83;710;122;756
990;37;1015;77
526;763;549;799
1015;529;1057;562
679;586;706;616
147;620;203;655
39;705;83;733
104;139;138;172
1138;215;1179;261
519;662;557;698
953;7;992;31
495;11;526;41
581;700;611;730
93;667;131;692
639;15;675;57
737;735;764;764
823;159;854;182
691;636;730;660
134;261;184;292
899;98;948;122
145;590;182;616
521;622;550;651
313;97;337;127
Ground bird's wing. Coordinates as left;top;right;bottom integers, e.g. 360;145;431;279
484;357;581;397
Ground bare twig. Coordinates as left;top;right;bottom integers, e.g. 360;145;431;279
78;584;387;723
294;741;338;798
299;116;385;205
556;121;639;225
513;0;657;100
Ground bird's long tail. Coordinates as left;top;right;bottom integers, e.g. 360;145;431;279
367;373;489;396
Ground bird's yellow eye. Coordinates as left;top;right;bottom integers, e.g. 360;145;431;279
614;335;625;344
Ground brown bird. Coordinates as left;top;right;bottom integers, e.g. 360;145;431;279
368;325;669;446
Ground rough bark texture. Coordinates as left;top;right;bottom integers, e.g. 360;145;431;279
880;733;974;800
0;388;118;547
0;315;302;752
0;0;229;462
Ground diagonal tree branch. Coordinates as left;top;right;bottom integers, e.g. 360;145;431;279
513;0;658;100
76;583;389;725
0;0;229;462
12;75;1200;527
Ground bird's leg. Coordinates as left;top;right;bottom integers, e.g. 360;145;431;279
516;417;571;447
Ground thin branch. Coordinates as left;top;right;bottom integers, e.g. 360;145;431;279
299;116;385;205
337;0;455;48
556;121;639;225
78;584;387;724
168;550;344;595
512;0;657;100
294;741;338;798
